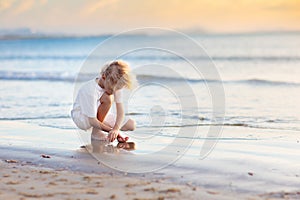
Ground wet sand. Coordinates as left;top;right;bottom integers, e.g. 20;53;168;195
0;121;300;199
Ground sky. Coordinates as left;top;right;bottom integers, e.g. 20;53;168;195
0;0;300;35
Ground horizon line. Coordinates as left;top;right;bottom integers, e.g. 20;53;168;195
1;28;300;40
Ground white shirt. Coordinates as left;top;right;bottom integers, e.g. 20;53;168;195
71;78;122;129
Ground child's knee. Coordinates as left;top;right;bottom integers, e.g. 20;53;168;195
127;119;136;131
132;119;136;131
101;92;113;105
121;119;136;131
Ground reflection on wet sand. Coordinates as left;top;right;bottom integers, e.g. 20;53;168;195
90;139;136;154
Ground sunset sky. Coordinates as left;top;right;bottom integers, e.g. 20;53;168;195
0;0;300;35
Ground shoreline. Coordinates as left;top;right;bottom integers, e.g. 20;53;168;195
1;120;300;199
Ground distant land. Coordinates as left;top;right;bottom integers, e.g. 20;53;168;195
0;28;111;40
0;27;119;40
0;27;299;40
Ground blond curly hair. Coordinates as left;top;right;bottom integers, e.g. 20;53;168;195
100;60;136;91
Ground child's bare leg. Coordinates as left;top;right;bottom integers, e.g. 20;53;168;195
97;92;113;122
121;119;136;131
117;119;136;143
91;127;107;140
92;92;113;140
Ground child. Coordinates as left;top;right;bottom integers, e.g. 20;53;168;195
71;60;136;142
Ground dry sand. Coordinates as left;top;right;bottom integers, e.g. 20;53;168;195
0;160;261;200
1;161;299;200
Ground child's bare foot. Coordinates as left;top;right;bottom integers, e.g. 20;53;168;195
117;134;129;143
91;131;108;141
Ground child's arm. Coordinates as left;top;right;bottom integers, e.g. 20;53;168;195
108;102;124;142
88;118;112;132
114;102;124;131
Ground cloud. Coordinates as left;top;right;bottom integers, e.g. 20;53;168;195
39;0;47;6
265;4;300;11
1;0;300;35
13;0;34;14
81;0;118;16
0;0;14;11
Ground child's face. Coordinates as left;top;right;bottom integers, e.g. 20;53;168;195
103;80;123;95
102;79;114;95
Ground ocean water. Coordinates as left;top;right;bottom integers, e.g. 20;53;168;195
0;32;300;135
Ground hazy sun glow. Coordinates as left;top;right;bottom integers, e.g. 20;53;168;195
0;0;300;35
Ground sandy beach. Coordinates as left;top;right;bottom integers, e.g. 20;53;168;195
1;121;300;199
0;120;243;200
1;160;252;200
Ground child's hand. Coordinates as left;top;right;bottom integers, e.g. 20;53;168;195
108;129;119;142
